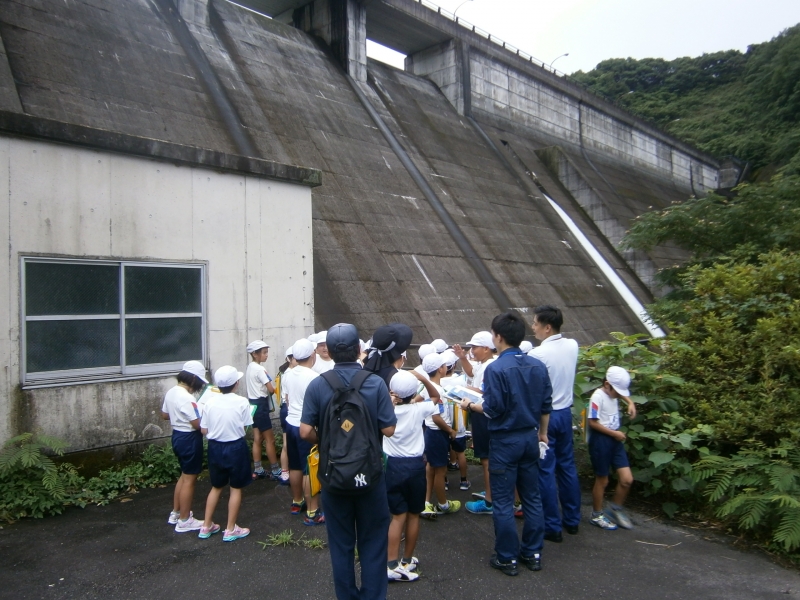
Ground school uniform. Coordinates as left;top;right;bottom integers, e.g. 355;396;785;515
201;392;253;489
245;361;273;431
529;334;582;534
311;357;335;374
587;388;630;477
384;402;439;515
482;348;552;563
469;358;495;459
283;365;319;471
162;386;203;475
422;381;451;468
441;374;469;453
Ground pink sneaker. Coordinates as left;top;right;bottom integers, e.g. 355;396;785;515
174;516;203;532
223;525;250;542
198;523;221;539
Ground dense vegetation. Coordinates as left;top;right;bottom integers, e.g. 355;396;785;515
571;24;800;176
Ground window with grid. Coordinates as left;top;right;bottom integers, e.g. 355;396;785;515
22;258;205;386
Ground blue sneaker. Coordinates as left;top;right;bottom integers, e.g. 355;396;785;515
303;511;326;526
466;499;493;514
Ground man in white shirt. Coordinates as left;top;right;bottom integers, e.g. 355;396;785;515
528;306;581;542
283;338;324;524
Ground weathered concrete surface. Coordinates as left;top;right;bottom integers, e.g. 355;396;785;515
0;465;797;599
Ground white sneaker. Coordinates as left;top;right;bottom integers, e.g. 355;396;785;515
606;505;634;530
388;564;419;582
401;557;419;572
168;510;180;525
175;516;204;532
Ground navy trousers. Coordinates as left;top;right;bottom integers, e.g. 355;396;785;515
321;477;391;600
539;407;582;532
489;430;544;562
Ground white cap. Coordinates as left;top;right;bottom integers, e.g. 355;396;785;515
246;340;269;354
214;365;243;388
422;352;446;374
465;331;495;350
293;338;317;361
441;349;458;367
417;343;436;360
606;366;631;397
519;341;533;353
390;370;419;399
182;360;208;384
285;345;294;358
431;338;449;353
308;331;328;345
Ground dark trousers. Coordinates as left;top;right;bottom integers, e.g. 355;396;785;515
321;477;391;600
489;430;544;562
539;407;582;532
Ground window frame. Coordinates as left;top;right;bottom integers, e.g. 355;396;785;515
21;257;207;388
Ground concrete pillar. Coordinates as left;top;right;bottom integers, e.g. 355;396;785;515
288;0;367;82
405;39;470;116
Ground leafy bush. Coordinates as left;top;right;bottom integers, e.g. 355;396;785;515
693;440;800;552
575;333;711;515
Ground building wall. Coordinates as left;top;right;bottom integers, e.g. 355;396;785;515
0;135;314;450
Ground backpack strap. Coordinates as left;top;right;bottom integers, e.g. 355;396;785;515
320;369;372;393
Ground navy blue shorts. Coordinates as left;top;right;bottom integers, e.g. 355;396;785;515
285;423;312;472
385;456;426;515
250;398;273;431
470;412;490;459
450;436;467;453
207;438;252;489
424;428;451;468
588;432;630;477
171;430;203;475
279;403;289;432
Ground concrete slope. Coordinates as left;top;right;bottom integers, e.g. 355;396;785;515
0;0;651;343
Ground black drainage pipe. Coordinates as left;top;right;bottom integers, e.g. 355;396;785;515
152;0;259;158
345;74;513;312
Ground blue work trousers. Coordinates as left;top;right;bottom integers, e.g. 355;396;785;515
539;407;582;532
321;478;391;600
489;430;544;562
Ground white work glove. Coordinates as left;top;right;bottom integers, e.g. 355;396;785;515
539;441;548;460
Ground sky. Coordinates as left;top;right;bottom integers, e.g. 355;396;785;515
366;0;800;74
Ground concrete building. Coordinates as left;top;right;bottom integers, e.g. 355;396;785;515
0;0;733;451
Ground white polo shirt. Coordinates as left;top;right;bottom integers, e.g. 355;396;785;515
311;357;334;374
162;386;201;432
529;334;578;411
383;402;439;458
587;387;620;442
200;392;253;442
245;361;272;400
284;365;319;427
471;357;496;398
422;381;452;429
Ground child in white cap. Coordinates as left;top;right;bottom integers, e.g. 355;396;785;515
245;340;281;481
199;365;253;542
161;360;208;532
587;366;637;530
309;331;335;374
384;370;442;582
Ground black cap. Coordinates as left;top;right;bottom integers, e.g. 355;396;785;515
326;323;359;352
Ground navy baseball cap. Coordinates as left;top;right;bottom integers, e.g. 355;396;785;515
326;323;360;352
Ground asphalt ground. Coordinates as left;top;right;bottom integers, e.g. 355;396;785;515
1;464;798;600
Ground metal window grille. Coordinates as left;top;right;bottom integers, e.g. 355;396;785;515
21;258;206;388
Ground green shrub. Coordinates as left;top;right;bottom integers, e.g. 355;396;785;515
575;333;711;515
693;440;800;552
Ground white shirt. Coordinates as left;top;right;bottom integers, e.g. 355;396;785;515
162;386;201;432
245;361;272;400
471;357;496;399
311;357;334;374
529;334;579;411
200;392;253;442
284;365;319;427
587;387;620;442
279;367;294;406
441;374;468;437
197;385;221;413
422;382;452;429
383;402;439;458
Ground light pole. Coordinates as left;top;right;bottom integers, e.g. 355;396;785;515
453;0;473;18
549;53;569;71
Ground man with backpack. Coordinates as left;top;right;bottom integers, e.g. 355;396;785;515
301;323;397;600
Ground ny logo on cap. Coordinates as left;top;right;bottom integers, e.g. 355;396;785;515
354;473;366;487
341;419;354;432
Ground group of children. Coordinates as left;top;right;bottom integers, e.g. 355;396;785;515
161;327;639;572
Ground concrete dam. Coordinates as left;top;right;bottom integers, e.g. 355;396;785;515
0;0;733;449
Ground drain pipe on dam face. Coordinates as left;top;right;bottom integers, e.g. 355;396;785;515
466;116;665;338
345;74;514;312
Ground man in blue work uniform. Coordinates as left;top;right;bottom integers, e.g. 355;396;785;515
300;323;397;600
461;311;552;576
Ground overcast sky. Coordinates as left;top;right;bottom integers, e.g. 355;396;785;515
367;0;800;74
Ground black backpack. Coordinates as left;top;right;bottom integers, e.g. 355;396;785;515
318;370;383;494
